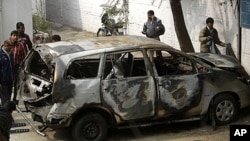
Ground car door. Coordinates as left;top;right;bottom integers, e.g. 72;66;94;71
147;49;202;114
101;50;156;121
17;50;53;101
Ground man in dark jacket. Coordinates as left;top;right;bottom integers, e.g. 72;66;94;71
0;101;16;141
199;17;227;54
142;10;165;41
0;40;14;106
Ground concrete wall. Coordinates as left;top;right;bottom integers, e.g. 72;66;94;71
32;0;46;16
242;29;250;73
45;0;250;73
46;0;104;32
0;0;33;44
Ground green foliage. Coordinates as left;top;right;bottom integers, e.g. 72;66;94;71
104;6;119;17
102;0;129;27
32;14;50;33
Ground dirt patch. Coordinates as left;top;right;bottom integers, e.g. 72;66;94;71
51;25;96;40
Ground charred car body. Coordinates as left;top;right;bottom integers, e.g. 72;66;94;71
17;36;250;141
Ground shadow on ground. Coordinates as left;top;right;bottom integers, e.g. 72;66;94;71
48;108;250;141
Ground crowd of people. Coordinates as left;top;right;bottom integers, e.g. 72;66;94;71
0;22;32;106
0;22;32;141
0;22;61;141
0;22;62;107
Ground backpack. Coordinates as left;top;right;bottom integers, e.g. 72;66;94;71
155;19;165;36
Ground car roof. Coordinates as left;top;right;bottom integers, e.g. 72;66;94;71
37;35;172;56
33;36;214;71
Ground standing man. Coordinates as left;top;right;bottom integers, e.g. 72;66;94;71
16;22;33;50
199;17;227;54
9;30;28;103
0;40;14;106
142;10;165;41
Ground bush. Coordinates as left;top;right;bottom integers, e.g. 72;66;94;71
32;15;50;33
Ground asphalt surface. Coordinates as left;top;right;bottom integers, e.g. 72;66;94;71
9;106;250;141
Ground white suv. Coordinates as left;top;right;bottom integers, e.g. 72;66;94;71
17;36;250;141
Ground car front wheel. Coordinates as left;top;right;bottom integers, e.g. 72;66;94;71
212;94;238;125
72;113;108;141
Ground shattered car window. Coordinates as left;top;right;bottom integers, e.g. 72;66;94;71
104;51;147;79
28;51;52;80
65;54;100;79
148;50;195;76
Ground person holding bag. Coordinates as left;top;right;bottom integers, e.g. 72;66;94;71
199;17;228;54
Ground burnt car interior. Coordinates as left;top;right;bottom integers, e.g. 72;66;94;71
28;51;51;80
104;51;147;79
148;50;196;76
66;55;100;79
23;51;53;107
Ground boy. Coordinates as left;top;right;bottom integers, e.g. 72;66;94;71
0;40;14;106
9;30;28;103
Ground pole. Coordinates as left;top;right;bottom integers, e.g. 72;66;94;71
16;106;46;137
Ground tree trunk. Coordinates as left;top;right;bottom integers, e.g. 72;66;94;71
169;0;194;52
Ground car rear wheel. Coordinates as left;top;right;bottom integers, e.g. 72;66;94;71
72;113;107;141
97;29;106;37
212;94;238;125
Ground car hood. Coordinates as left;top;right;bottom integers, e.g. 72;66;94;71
189;53;241;68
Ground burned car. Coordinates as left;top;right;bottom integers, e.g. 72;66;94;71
17;36;250;141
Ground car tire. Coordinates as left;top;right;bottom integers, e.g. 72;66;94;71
212;94;238;125
72;113;108;141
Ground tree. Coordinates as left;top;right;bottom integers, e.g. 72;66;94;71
169;0;194;52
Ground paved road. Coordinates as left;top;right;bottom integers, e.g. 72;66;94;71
10;106;250;141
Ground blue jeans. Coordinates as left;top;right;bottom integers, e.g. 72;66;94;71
0;83;13;106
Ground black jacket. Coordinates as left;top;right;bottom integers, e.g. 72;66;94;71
0;47;14;84
143;17;163;38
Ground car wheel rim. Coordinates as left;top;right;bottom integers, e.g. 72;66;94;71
82;121;99;140
216;100;234;121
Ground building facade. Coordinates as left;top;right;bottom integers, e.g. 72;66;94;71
0;0;33;44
